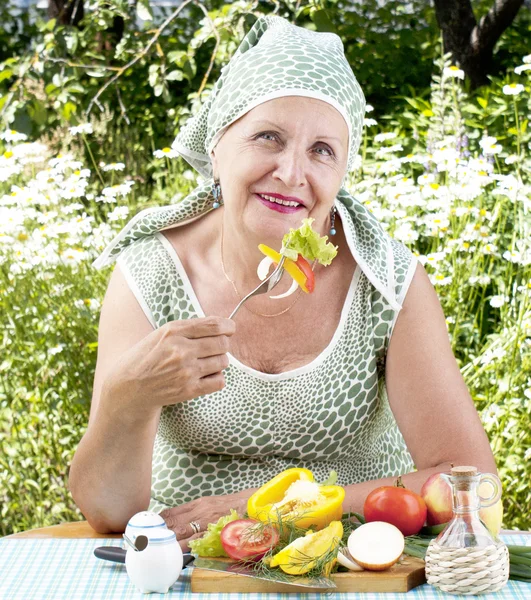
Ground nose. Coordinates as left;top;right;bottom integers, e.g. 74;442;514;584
271;146;307;188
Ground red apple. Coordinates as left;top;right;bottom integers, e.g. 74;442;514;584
420;473;503;535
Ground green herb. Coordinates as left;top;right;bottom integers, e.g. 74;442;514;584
319;470;338;486
188;509;239;557
281;218;338;265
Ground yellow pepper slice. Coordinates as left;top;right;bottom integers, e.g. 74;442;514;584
269;520;343;575
258;244;310;293
247;467;345;531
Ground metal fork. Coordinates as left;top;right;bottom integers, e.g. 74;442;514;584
229;256;286;319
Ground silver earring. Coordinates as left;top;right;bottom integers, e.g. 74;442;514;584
329;206;337;235
212;180;222;209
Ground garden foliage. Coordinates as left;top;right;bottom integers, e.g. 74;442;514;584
0;1;530;536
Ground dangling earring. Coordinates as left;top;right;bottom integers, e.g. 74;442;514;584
212;179;222;209
329;206;337;236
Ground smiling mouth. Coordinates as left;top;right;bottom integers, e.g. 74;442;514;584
256;193;302;208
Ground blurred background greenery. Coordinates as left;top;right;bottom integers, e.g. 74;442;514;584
0;0;530;536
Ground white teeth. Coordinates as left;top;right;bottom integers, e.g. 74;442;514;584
259;194;300;207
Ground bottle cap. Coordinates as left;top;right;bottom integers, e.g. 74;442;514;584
451;466;478;477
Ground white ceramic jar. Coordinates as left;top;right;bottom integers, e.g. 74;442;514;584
125;528;183;594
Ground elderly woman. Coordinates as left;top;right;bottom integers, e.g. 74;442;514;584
69;16;496;549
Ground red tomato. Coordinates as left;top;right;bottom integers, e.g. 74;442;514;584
364;485;427;536
220;519;279;561
295;255;315;293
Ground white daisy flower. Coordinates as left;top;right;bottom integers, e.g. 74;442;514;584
443;66;464;80
0;130;28;142
68;123;93;135
374;132;398;143
365;104;374;113
503;250;522;264
514;64;531;75
154;147;179;159
102;162;125;172
502;83;525;96
107;206;130;222
364;118;378;127
489;295;508;308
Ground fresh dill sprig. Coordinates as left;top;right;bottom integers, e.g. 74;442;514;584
340;510;364;544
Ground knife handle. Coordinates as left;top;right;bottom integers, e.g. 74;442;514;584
94;546;126;563
94;546;195;568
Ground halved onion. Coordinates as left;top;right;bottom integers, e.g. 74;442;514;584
270;278;298;299
337;548;364;571
347;521;405;571
257;256;274;281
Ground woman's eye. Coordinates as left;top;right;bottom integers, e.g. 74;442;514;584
314;144;334;157
258;132;278;141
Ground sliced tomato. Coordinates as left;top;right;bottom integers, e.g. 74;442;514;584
295;255;315;293
220;519;279;561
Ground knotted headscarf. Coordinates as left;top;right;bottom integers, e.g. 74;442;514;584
172;15;366;178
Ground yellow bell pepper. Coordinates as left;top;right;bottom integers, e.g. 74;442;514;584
269;520;343;575
258;244;310;293
247;468;345;531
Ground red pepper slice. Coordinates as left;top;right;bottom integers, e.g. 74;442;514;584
295;255;315;293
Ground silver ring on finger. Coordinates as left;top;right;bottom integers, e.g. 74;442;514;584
189;521;201;535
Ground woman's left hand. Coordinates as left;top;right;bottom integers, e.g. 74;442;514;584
160;489;257;552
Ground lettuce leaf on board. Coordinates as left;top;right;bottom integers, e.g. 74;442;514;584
281;218;338;266
188;509;240;557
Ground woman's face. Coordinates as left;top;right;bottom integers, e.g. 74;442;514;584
210;96;349;245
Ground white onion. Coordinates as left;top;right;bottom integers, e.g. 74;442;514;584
269;278;298;299
337;549;364;571
347;522;405;571
257;256;274;281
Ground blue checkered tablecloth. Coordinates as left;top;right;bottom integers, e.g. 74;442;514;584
0;534;530;600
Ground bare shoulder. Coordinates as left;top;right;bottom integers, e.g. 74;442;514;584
89;264;155;425
387;261;451;370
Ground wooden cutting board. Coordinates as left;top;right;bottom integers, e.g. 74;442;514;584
191;556;426;593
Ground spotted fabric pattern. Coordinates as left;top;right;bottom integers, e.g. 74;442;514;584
93;182;214;270
171;16;365;178
106;199;417;514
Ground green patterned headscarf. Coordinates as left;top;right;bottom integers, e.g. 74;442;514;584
172;15;366;178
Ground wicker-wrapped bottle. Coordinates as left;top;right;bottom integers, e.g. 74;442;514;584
424;466;509;595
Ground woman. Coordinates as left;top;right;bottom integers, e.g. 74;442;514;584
69;16;497;550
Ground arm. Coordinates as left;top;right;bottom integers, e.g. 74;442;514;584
341;263;497;513
69;264;160;533
69;263;235;533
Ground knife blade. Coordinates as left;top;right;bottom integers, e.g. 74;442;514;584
192;557;336;589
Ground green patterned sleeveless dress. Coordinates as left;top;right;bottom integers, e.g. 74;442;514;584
94;182;418;514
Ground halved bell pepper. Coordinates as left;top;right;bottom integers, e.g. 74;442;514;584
258;244;315;293
269;520;343;575
247;467;345;531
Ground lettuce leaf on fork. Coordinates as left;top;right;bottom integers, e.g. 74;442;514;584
281;218;338;266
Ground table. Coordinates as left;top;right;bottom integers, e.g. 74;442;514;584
1;522;530;599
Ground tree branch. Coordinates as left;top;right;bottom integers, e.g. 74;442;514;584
87;0;195;115
471;0;526;54
191;1;220;97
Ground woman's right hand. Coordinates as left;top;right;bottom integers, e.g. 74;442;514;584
102;316;236;418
